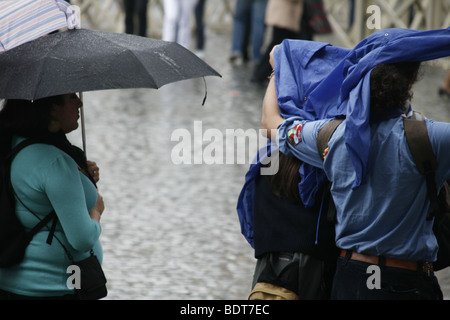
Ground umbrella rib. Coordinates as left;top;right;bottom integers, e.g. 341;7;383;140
96;33;160;89
33;44;53;100
127;48;160;88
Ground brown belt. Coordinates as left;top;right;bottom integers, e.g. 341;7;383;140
340;250;434;275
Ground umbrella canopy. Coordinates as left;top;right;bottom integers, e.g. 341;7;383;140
0;28;221;100
0;0;79;52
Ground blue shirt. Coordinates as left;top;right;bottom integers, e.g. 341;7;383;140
274;28;450;190
0;136;102;297
278;117;450;262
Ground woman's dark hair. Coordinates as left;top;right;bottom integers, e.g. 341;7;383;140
0;96;64;137
264;152;303;204
370;61;421;118
0;95;95;185
0;96;64;157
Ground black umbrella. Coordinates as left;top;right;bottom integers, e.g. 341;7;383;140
0;28;221;100
0;28;221;153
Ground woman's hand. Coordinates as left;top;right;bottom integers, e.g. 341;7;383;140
87;161;100;183
89;192;104;222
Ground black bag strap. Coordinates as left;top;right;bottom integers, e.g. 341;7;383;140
403;118;440;220
16;187;74;261
29;210;57;240
7;139;59;243
5;139;34;163
13;187;58;244
6;138;92;262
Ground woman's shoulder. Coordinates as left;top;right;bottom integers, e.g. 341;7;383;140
12;139;76;171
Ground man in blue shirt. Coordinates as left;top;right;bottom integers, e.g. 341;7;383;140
259;29;450;299
237;28;450;247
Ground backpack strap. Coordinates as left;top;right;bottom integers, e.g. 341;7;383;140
5;139;37;161
29;210;57;240
316;119;344;222
7;139;59;243
403;119;438;174
317;119;344;161
403;118;439;220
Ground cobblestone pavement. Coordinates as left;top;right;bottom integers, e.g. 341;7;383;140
68;29;450;300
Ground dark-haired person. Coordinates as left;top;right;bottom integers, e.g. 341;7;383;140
0;94;105;299
262;50;447;299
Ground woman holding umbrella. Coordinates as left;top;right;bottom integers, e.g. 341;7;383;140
0;93;105;300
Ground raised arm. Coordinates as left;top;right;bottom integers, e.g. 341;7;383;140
261;46;284;139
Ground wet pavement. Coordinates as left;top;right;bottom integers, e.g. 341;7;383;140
67;29;450;300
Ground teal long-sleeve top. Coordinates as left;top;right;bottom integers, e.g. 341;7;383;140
0;136;102;297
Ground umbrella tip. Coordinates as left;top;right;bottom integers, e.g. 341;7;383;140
202;77;207;106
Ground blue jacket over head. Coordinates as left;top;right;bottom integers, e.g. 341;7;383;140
237;28;450;247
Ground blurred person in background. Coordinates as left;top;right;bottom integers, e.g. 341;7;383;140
163;0;199;49
194;0;206;59
229;0;268;63
123;0;149;37
251;0;331;84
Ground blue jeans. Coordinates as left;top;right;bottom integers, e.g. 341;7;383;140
231;0;267;61
331;255;443;300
